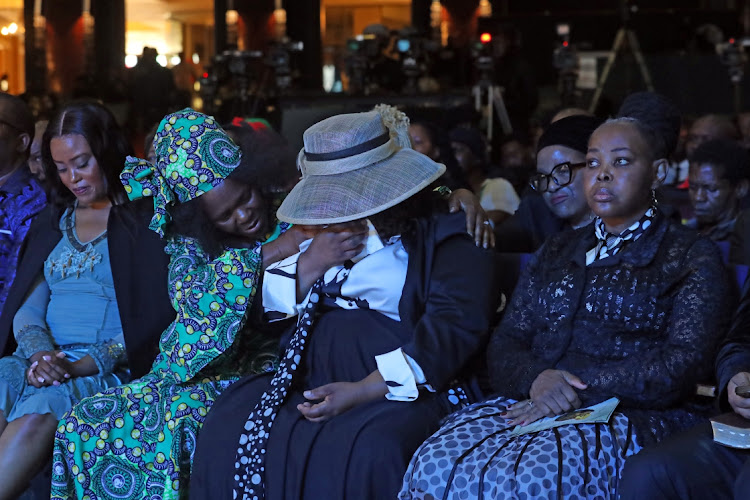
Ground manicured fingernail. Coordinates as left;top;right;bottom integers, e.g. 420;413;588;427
64;374;70;379
56;352;66;358
43;355;51;361
30;361;38;368
53;381;61;386
303;391;312;397
37;377;44;383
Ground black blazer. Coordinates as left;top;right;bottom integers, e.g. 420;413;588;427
0;198;174;378
400;211;499;391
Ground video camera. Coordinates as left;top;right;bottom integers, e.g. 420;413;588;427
199;40;303;121
393;30;440;92
717;37;748;84
471;32;495;85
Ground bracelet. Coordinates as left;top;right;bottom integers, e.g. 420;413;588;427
433;185;452;200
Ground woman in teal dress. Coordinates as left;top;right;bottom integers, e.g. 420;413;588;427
0;102;175;499
49;109;308;500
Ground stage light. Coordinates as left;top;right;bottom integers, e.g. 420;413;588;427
8;23;17;34
125;54;137;68
480;33;492;44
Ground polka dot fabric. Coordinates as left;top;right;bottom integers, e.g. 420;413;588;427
400;396;641;500
233;279;325;499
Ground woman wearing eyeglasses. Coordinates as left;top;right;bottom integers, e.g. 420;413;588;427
495;115;602;253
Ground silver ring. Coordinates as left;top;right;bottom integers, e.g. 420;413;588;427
482;220;491;226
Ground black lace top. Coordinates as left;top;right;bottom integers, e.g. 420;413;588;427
488;210;735;445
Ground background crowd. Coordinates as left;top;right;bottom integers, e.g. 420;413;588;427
0;66;749;499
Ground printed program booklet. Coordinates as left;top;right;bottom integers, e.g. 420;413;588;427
508;397;620;437
711;412;750;449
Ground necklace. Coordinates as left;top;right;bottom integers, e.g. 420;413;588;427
46;202;108;279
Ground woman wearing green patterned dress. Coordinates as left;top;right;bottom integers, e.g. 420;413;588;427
49;109;307;499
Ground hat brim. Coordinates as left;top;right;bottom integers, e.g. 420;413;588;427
276;148;446;225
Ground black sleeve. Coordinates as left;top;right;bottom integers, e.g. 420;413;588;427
716;286;750;409
401;234;498;391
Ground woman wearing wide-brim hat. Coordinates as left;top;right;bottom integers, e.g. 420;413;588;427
191;105;499;499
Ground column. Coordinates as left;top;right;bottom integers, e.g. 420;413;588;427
284;0;322;90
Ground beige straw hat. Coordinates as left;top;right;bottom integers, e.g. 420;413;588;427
276;104;446;225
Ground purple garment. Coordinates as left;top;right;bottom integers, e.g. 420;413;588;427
0;166;46;314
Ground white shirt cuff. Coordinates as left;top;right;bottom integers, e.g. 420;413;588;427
375;348;434;402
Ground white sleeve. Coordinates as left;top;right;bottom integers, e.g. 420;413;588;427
375;348;436;402
479;178;521;215
262;242;311;321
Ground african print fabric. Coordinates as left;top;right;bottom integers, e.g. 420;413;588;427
50;109;282;500
50;228;286;499
121;108;241;238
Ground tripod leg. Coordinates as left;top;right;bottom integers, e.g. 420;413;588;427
487;89;493;144
589;28;626;113
492;86;513;135
626;30;655;91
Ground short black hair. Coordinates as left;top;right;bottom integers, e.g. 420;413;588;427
41;101;132;211
688;138;750;184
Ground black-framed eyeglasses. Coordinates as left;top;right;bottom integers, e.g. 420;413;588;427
529;161;586;193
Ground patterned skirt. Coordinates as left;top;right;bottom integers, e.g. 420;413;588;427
399;396;641;500
50;372;235;500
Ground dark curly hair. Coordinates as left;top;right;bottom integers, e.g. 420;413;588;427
169;125;297;257
688;138;750;184
41;101;132;211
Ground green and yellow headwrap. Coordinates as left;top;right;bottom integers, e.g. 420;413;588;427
120;108;242;237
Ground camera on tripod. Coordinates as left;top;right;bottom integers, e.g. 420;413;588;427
717;37;748;84
266;40;304;90
552;24;577;73
471;32;495;85
199;41;303;120
394;29;439;92
344;34;381;94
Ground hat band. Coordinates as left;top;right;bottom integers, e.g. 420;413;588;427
304;132;389;161
300;135;400;176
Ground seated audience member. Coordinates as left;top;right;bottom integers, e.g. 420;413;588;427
619;285;750;499
400;92;732;499
0;94;46;316
450;126;520;225
551;106;594;123
190;105;498;499
27;119;48;181
670;114;740;185
495;115;602;252
409;120;466;190
684;138;749;246
50;109;311;499
0;102;174;498
493;135;534;194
